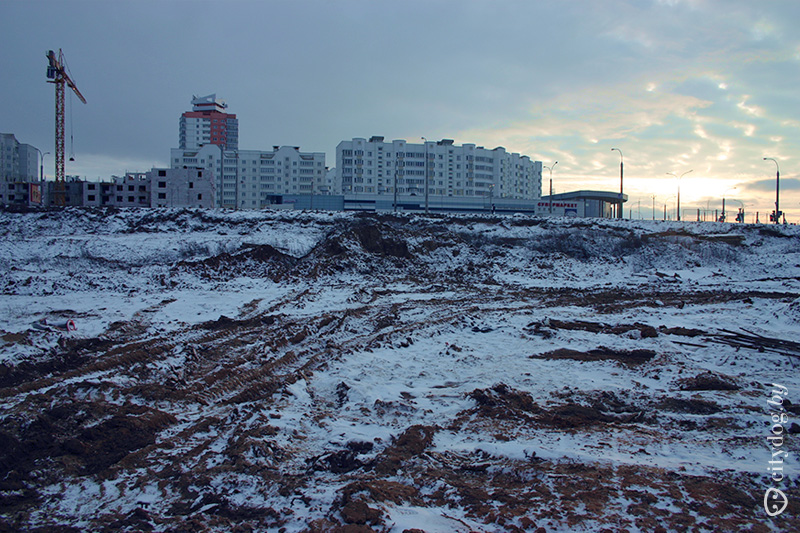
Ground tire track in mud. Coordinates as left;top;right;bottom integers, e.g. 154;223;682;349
3;280;796;531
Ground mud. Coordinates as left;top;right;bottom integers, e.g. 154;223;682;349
1;210;797;531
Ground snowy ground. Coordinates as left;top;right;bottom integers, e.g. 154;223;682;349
0;207;798;532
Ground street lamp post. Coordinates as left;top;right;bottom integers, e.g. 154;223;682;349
763;157;780;224
421;137;429;214
663;195;676;220
543;161;557;214
35;148;50;181
721;187;737;223
611;148;623;219
651;194;656;221
666;169;692;222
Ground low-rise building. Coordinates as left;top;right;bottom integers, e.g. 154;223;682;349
111;173;151;207
149;167;214;208
40;168;215;208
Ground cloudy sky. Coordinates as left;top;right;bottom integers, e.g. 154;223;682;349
2;0;798;221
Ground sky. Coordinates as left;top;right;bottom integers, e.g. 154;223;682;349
2;0;799;221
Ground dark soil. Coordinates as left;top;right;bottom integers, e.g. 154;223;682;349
677;371;741;391
534;346;657;366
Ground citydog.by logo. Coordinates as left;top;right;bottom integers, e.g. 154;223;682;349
764;488;788;517
765;383;790;517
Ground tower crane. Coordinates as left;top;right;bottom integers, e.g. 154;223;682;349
46;49;86;206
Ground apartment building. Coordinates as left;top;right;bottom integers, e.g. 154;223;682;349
179;94;238;151
171;145;326;209
1;133;42;207
336;136;542;200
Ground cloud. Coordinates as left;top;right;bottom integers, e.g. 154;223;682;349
732;122;756;137
750;19;780;42
736;96;764;117
743;178;800;193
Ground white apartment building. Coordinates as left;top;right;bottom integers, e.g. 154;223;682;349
321;167;338;195
1;133;42;207
170;145;326;209
336;136;542;200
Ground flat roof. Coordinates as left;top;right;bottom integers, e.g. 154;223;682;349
542;190;628;203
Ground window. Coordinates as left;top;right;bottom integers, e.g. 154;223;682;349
158;170;167;177
158;181;167;188
87;195;96;201
197;194;202;200
158;193;166;199
189;182;194;189
88;183;96;190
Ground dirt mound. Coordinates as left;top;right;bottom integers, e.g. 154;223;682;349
530;318;659;339
349;218;412;259
538;403;619;428
175;243;297;281
374;425;437;475
293;217;418;279
311;218;412;260
538;402;645;428
308;449;367;474
656;397;722;415
0;336;117;390
676;371;740;391
467;383;541;421
0;401;176;486
534;346;657;366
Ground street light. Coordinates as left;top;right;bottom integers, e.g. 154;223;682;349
543;161;557;214
666;169;692;221
35;148;50;181
421;137;429;214
611;148;623;219
651;194;656;221
663;195;675;220
393;165;398;213
721;187;737;222
763;157;780;224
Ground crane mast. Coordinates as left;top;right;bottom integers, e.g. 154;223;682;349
46;49;86;206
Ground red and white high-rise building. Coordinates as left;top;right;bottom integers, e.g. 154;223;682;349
179;94;238;151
